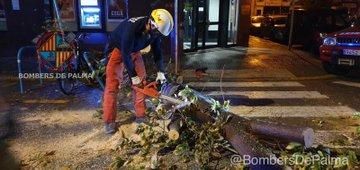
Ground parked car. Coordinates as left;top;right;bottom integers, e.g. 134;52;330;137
260;15;288;42
287;7;350;53
320;20;360;75
250;16;264;35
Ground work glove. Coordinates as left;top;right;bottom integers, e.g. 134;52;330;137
156;72;167;84
131;76;142;87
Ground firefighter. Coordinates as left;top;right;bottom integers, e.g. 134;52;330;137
103;9;174;134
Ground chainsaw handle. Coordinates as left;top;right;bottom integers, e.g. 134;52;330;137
132;81;160;98
145;81;158;89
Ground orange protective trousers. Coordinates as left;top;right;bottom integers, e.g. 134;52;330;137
103;48;146;123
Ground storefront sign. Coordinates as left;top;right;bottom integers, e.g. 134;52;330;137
107;0;127;20
58;0;75;21
0;0;5;21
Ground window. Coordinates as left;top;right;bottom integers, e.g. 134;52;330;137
256;10;262;16
274;17;287;25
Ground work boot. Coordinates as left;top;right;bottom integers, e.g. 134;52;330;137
104;122;116;134
134;117;149;124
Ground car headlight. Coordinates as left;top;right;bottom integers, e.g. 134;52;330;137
323;37;336;46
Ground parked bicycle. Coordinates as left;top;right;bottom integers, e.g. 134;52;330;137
35;31;121;95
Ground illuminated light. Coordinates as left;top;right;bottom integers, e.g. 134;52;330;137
249;58;262;66
323;37;336;46
339;32;360;35
80;0;98;6
337;43;360;47
86;16;96;23
80;7;102;29
82;7;100;13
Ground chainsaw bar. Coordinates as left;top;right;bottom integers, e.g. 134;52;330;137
159;94;184;105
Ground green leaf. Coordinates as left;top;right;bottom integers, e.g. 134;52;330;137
286;142;302;150
333;156;348;168
356;126;360;136
110;157;126;168
353;112;360;119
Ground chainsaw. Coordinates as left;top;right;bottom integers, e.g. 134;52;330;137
132;82;190;119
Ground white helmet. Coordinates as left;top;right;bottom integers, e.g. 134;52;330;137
151;9;174;36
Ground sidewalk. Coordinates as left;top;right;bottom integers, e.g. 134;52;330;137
0;36;325;79
180;36;328;81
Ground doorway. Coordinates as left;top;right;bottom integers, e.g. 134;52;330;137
183;0;220;51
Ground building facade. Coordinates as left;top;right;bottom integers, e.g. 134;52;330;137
0;0;251;72
251;0;291;16
251;0;360;16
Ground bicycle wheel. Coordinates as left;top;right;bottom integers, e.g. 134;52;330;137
78;52;106;88
58;76;76;95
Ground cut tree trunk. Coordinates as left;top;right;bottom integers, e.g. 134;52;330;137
168;118;181;141
189;102;274;157
165;84;314;169
187;102;281;169
180;88;274;158
191;89;314;147
249;120;314;148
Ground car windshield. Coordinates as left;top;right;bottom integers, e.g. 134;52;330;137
353;19;360;27
273;17;287;25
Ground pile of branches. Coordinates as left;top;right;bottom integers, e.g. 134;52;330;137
110;86;234;169
110;85;359;169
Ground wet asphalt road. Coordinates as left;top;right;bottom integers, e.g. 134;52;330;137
181;36;360;149
182;36;360;111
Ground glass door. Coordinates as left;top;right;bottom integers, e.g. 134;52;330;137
183;0;220;51
183;0;195;50
203;0;220;47
196;0;206;48
228;0;238;45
